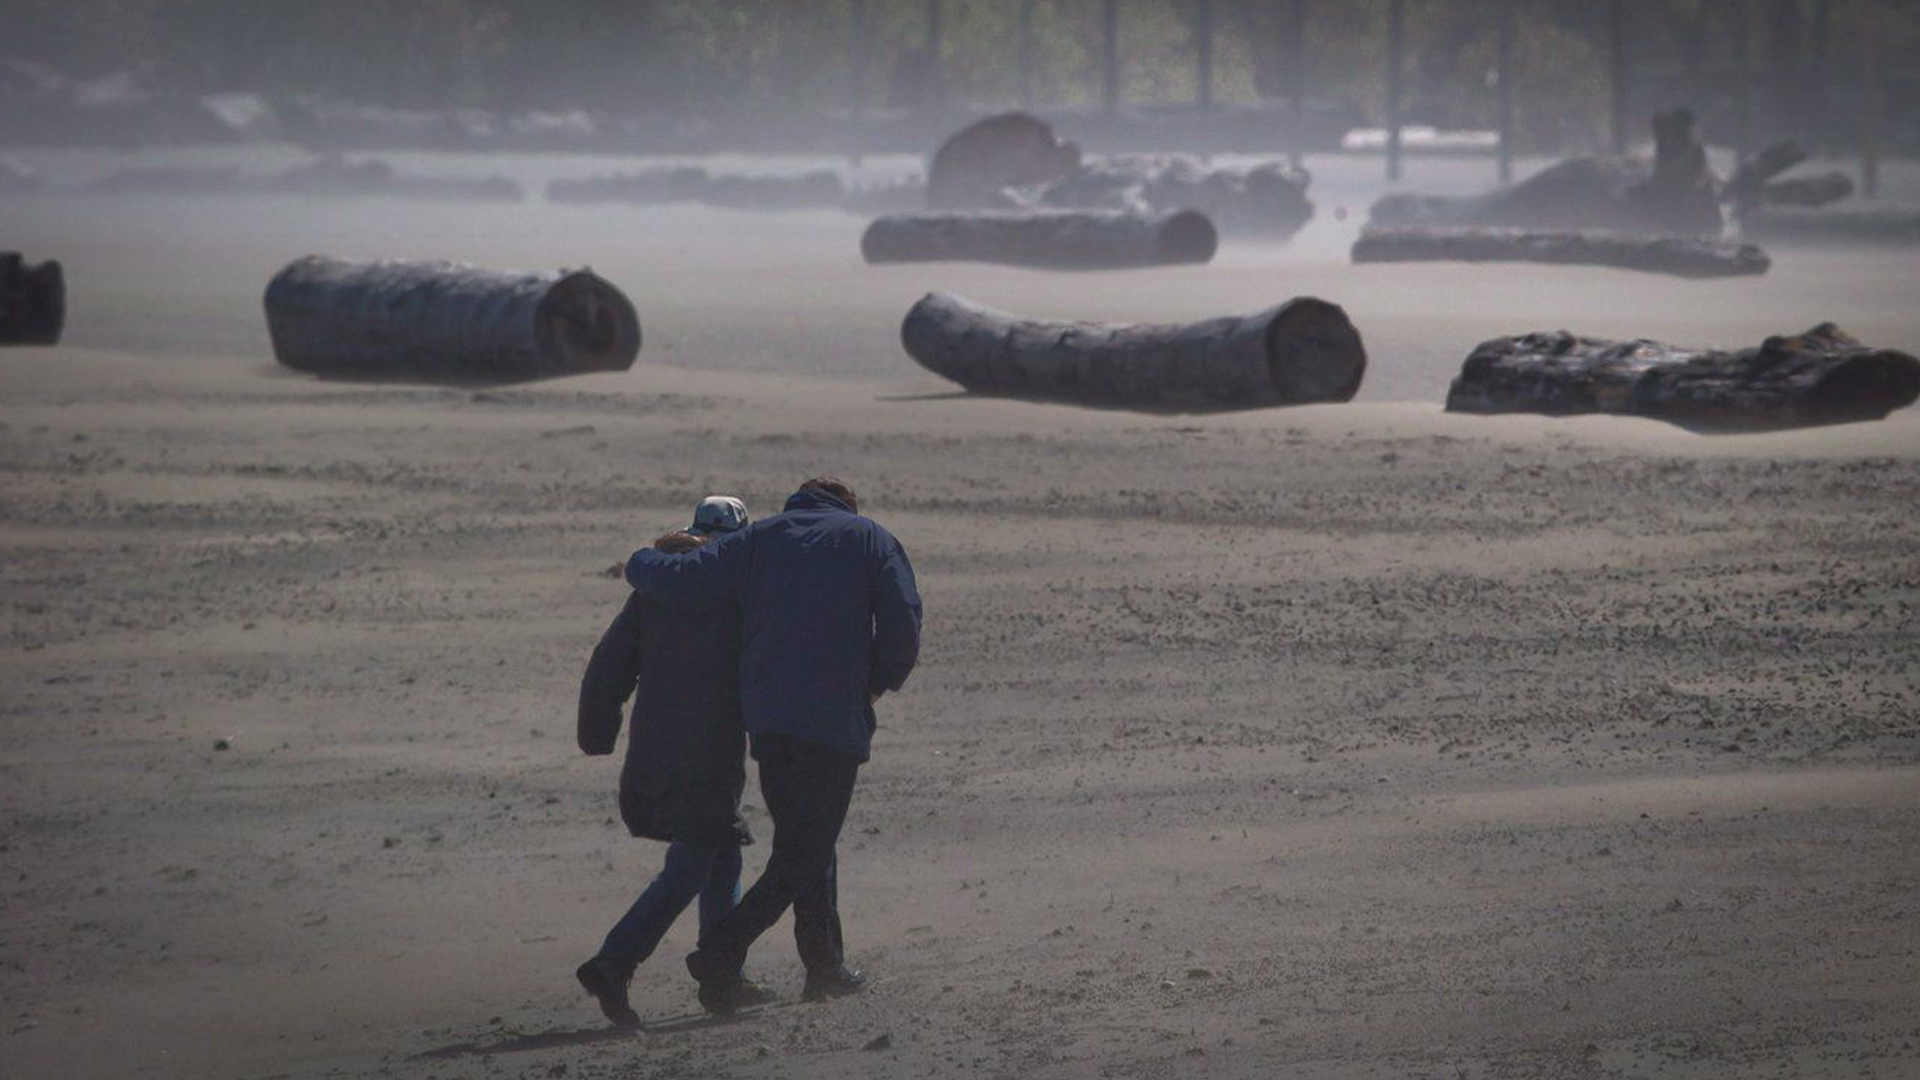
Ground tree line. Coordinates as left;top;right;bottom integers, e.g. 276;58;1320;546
11;0;1916;151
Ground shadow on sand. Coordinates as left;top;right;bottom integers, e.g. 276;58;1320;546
416;1008;765;1059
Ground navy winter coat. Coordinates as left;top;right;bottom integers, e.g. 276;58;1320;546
624;487;922;762
577;592;752;847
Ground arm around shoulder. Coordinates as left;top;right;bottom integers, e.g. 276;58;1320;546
624;531;750;610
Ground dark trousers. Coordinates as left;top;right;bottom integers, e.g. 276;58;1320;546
690;733;859;979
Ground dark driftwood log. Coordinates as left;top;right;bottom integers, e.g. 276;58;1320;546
1744;206;1920;245
264;256;640;381
1034;154;1314;238
1351;227;1769;278
1446;324;1920;431
899;291;1366;412
83;156;524;201
863;210;1217;269
926;112;1083;210
0;252;64;346
1759;173;1854;208
1369;110;1721;236
547;167;844;210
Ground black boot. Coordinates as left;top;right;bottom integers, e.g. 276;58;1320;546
803;964;867;1002
576;957;640;1029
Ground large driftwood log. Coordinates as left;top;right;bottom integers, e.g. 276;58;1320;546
1744;206;1920;245
84;156;524;201
1352;227;1769;278
1446;324;1920;431
863;210;1217;270
927;112;1083;210
1370;110;1722;236
899;291;1365;412
548;167;844;210
1;252;64;346
264;256;640;381
1032;154;1313;237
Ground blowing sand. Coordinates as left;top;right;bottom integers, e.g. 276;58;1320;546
2;154;1918;1079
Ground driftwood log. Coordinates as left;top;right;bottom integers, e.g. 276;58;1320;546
927;112;1083;210
1;252;64;346
1446;324;1920;431
863;210;1218;270
264;256;640;381
1370;110;1722;236
548;167;844;210
84;156;524;201
899;291;1366;412
1352;227;1769;278
1032;154;1313;237
1744;206;1920;246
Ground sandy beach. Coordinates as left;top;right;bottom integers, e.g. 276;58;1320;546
3;155;1919;1079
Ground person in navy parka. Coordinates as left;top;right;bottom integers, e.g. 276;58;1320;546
623;477;922;1014
573;497;776;1027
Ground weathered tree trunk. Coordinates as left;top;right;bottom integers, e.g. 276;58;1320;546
264;256;640;381
926;112;1083;210
863;210;1218;269
899;291;1366;412
1352;227;1769;278
1744;206;1920;245
0;252;64;346
1446;324;1920;431
548;167;843;210
1368;110;1721;236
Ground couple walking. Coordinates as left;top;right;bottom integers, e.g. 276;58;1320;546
573;477;923;1025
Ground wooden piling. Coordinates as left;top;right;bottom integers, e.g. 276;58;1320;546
1496;0;1515;184
1609;0;1629;154
1196;0;1215;109
1102;0;1121;116
1386;0;1404;182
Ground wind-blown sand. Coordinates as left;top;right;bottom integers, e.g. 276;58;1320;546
2;154;1918;1079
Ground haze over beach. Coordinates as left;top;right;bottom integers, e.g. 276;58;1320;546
4;3;1920;1079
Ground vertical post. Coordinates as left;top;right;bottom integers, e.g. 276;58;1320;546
1608;0;1628;154
1862;29;1883;199
850;0;869;122
847;0;870;165
1496;0;1514;184
1289;0;1306;167
1731;0;1750;160
926;0;942;56
1019;0;1037;110
1196;0;1215;109
1807;0;1831;152
1102;0;1121;116
1386;0;1404;182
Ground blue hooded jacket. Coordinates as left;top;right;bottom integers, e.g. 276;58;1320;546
624;487;922;762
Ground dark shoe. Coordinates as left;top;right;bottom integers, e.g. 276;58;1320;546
576;957;640;1029
692;972;777;1016
735;975;779;1009
694;974;744;1016
803;964;868;1002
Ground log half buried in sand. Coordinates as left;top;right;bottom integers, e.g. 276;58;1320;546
863;210;1217;270
1743;206;1920;246
1;252;64;346
1352;227;1769;279
900;292;1365;412
264;256;640;382
1446;324;1920;432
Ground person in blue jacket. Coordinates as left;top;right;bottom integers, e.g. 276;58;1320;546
623;477;923;1014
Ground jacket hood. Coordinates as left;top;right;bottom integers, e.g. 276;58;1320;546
784;487;855;515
